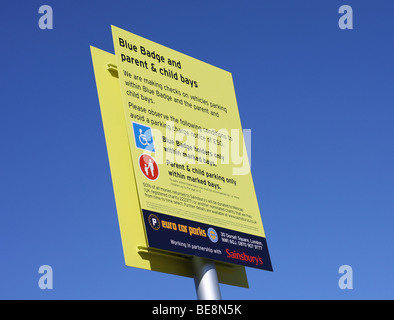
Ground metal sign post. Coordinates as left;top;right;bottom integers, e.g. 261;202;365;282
192;256;222;300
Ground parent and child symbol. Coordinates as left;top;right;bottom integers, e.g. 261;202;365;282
133;122;159;181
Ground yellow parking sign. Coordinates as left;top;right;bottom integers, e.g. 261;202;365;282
91;25;272;287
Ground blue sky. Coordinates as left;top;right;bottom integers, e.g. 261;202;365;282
0;0;393;299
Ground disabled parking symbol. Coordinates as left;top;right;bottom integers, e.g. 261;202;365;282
132;122;155;153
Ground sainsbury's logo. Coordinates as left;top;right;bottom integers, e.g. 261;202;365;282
226;249;263;266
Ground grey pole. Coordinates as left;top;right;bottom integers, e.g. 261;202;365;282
192;256;222;300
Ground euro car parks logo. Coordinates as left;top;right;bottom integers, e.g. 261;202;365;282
148;214;160;230
207;227;218;243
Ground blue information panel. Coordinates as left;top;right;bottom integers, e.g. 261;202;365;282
143;210;273;271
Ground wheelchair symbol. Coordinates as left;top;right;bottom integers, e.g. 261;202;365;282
139;129;149;146
132;122;155;152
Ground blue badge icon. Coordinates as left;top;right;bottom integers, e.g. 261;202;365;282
132;122;155;153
